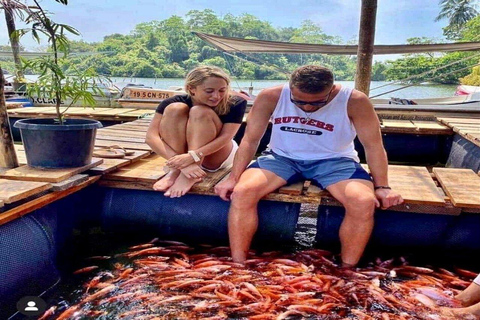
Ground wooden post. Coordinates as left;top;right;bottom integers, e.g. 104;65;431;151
355;0;377;96
0;67;19;168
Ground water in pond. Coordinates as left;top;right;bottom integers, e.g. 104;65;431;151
9;206;479;320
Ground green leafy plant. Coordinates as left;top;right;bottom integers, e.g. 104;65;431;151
16;0;108;124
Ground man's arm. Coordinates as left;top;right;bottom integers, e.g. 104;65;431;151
348;90;403;208
215;86;281;200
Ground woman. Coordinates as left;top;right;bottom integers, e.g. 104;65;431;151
145;66;247;198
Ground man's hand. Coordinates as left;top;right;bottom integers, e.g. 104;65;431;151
214;178;237;201
374;188;404;209
167;153;196;169
180;163;206;179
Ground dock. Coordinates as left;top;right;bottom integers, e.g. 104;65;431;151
3;115;479;229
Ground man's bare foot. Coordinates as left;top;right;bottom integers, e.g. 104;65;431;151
153;169;180;191
164;173;201;198
440;306;479;319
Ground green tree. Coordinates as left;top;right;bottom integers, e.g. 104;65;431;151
435;0;478;39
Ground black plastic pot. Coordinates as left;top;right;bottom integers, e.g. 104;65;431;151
14;118;103;168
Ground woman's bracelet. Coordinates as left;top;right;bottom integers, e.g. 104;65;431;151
188;150;201;162
374;186;391;190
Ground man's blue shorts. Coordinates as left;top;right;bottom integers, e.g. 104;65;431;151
249;151;372;190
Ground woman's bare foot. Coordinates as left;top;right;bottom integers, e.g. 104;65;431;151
153;169;180;191
164;172;202;198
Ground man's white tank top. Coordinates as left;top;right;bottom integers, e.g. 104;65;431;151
268;83;359;162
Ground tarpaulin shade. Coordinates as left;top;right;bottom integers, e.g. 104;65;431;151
194;32;480;55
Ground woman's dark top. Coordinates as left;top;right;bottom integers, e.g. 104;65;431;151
156;94;247;124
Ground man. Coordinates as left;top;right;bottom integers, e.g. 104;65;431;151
441;273;480;317
215;65;403;267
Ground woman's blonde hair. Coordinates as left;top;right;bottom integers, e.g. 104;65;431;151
185;66;232;115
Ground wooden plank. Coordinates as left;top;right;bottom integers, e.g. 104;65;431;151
96;134;146;143
7;106;55;114
411;120;453;134
14;144;27;166
39;107;83;115
387;165;445;205
278;182;305;195
64;107;111;115
437;117;480;125
94;139;152;151
380;120;427;134
305;183;325;197
105;156;167;182
105;125;149;132
0;176;100;226
51;174;89;191
89;108;136;116
0;179;52;203
433;168;480;208
117;109;155;118
0;158;103;183
119;120;151;127
124;150;151;162
192;167;231;192
87;158;131;174
97;128;147;138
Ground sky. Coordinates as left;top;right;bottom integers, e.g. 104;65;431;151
0;0;448;61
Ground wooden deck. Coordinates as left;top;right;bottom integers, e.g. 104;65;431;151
437;117;480;147
3;115;480;227
7;106;155;122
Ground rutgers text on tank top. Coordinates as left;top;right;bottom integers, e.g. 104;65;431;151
268;83;359;162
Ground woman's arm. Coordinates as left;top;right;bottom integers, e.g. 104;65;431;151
195;123;241;157
145;113;177;159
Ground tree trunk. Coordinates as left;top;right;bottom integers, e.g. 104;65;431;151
4;5;25;83
0;67;19;168
355;0;377;96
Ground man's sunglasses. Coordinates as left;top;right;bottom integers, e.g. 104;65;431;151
290;89;332;107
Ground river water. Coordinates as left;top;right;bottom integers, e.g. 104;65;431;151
110;77;459;99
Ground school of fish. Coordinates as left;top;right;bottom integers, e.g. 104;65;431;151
38;239;478;320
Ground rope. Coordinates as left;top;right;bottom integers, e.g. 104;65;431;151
370;52;480;91
369;62;480;98
222;52;242;91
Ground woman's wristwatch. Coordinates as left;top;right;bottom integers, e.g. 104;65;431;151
188;150;203;163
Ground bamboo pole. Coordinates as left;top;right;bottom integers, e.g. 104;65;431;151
355;0;377;95
0;67;19;168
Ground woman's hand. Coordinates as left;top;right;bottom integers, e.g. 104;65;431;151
166;153;196;169
180;163;207;179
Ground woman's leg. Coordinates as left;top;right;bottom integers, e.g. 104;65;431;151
153;103;189;191
165;105;226;197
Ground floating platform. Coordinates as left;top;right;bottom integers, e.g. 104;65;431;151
2;114;480;319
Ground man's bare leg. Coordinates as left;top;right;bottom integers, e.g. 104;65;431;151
153;103;189;191
457;281;480;307
326;179;376;267
228;168;287;263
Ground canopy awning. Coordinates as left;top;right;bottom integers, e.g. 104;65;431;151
194;32;480;55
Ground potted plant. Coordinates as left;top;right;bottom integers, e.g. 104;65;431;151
12;0;104;168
